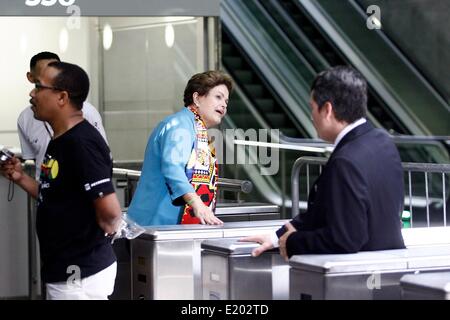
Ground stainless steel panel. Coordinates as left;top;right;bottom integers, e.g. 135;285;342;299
221;220;287;229
216;203;279;215
139;225;223;241
202;249;276;300
401;272;450;300
201;238;289;300
289;246;450;300
201;238;259;255
133;238;205;300
229;256;273;299
221;220;287;238
202;253;229;300
216;212;281;222
289;268;410;300
289;252;409;274
381;245;450;269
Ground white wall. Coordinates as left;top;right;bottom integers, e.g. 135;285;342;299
0;16;99;149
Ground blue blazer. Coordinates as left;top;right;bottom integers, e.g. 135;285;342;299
278;122;405;256
127;108;196;226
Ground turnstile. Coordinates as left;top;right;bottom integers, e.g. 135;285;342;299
201;238;289;300
108;202;280;300
215;202;280;222
400;271;450;300
132;220;286;300
289;245;450;300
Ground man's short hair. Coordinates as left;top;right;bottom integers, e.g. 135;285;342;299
47;61;89;111
30;52;60;70
311;65;367;123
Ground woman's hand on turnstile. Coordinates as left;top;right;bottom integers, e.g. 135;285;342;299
239;234;274;257
190;196;223;225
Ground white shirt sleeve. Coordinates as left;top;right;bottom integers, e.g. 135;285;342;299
17;107;37;160
270;231;280;248
81;101;109;145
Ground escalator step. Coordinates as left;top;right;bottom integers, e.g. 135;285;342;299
229;99;247;114
230;114;260;130
279;128;299;138
324;52;337;64
244;84;265;98
223;56;244;69
233;70;253;83
302;25;314;35
265;113;286;128
222;43;233;56
313;38;326;49
291;14;307;25
254;98;275;112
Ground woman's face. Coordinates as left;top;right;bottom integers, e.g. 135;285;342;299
194;84;229;128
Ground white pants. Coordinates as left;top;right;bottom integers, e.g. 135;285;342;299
46;262;117;300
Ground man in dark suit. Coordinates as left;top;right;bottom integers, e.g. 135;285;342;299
243;65;405;259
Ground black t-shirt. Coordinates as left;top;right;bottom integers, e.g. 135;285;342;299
36;120;116;283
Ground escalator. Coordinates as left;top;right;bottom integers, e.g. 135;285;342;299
293;0;449;136
260;0;406;135
222;29;303;138
259;0;449;164
220;0;449;215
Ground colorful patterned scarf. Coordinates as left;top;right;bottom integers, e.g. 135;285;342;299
180;106;218;224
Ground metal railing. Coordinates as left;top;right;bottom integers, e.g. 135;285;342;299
291;156;450;228
112;167;253;206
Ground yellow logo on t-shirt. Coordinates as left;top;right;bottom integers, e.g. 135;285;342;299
41;158;59;180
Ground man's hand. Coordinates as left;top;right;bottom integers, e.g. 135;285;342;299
1;157;38;198
0;157;24;182
279;222;297;261
240;234;273;257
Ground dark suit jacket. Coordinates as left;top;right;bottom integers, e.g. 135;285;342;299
277;121;405;256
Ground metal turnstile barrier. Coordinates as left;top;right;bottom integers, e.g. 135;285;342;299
201;238;289;300
132;220;287;300
289;244;450;300
400;271;450;300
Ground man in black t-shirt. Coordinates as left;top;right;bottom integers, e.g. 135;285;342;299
1;62;122;299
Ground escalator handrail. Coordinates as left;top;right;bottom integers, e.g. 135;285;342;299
351;0;450;109
221;0;316;137
297;0;432;136
280;133;449;160
265;0;384;131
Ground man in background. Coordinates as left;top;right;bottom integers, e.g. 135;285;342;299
18;51;107;179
